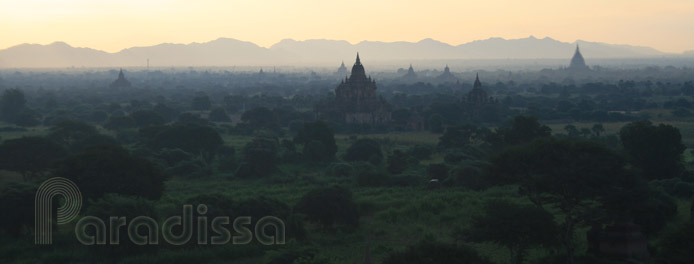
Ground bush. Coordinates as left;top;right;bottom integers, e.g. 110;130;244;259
83;194;157;256
658;222;694;264
326;162;354;177
148;123;224;157
343;138;382;163
446;163;490;190
651;178;694;198
0;182;36;237
53;145;167;200
383;240;492;264
409;145;433;160
354;163;390;187
294;186;359;229
427;163;449;180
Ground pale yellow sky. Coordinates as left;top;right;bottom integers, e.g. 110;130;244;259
1;0;693;53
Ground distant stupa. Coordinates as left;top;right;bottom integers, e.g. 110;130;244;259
438;65;457;81
465;73;494;105
568;45;589;71
336;61;348;76
110;68;132;89
403;64;417;79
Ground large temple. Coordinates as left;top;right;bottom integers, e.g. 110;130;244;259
465;73;495;105
334;54;391;124
110;69;132;89
568;45;589;71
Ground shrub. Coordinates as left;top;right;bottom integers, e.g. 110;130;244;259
294;186;359;229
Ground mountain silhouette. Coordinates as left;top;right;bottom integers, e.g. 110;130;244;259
0;36;676;68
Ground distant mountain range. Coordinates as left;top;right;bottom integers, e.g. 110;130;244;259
0;36;682;68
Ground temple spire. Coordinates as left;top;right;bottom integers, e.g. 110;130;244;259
355;53;361;65
473;73;481;88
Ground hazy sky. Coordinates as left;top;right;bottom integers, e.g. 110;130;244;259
1;0;693;53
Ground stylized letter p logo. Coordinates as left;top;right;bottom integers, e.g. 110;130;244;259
35;177;82;244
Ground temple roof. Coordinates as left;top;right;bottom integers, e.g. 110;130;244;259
569;45;588;70
473;73;481;89
350;53;367;80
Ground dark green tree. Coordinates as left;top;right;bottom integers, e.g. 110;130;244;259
489;138;627;264
104;116;136;131
564;125;580;137
343;138;382;163
153;103;177;122
0;182;37;237
620;120;685;180
0;88;27;122
235;132;280;178
383;240;492;264
438;125;489;149
47;120;100;148
428;114;444;133
208;107;231;122
387;150;416;174
191;94;212;110
293;121;337;162
462;200;558;264
130;110;166;127
494;115;551;148
591;123;605;137
53;145;166;200
294;186;358;229
148;123;224;157
0;137;66;180
241;107;280;132
658;222;694;264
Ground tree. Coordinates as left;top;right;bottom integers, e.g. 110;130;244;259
494;115;551;148
387;150;416;174
438;125;489;149
85;194;157;256
235;132;280;178
104;116;136;131
383;240;493;264
48;120;119;153
658;222;694;264
580;128;592;137
293;121;337;162
148;123;224;157
0;182;36;237
191;94;212;110
0;137;66;180
294;186;358;229
47;120;100;148
343;138;382;163
391;108;412;126
620;120;685;180
13;108;41;127
177;112;210;125
489;138;627;264
462;200;558;264
153;103;177;122
130;110;166;127
564;125;580;137
53;145;166;200
0;88;26;122
208;107;231;122
591;123;605;137
241;107;278;130
428;114;444;133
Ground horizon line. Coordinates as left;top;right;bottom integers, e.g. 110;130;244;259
1;35;683;55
